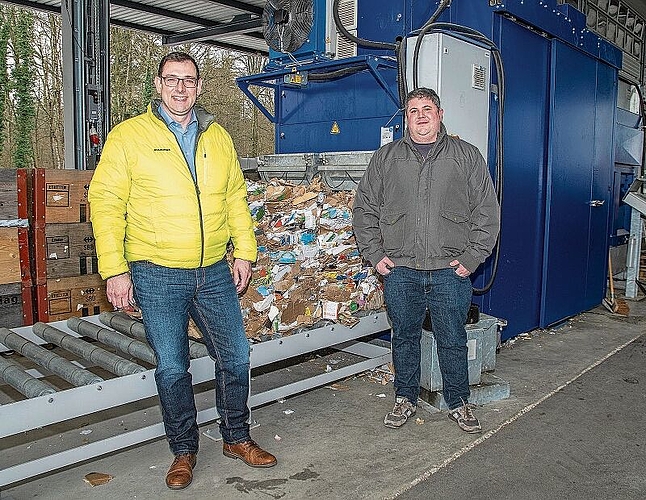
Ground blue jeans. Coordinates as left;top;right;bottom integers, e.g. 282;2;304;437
130;259;251;455
383;266;472;410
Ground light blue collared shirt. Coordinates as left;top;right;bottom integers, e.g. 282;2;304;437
158;105;199;182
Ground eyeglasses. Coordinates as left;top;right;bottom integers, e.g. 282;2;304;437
160;76;199;88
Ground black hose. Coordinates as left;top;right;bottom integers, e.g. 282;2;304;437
405;13;506;294
332;0;397;51
308;65;367;81
396;39;408;107
329;0;505;294
420;0;453;30
473;47;505;296
411;1;452;89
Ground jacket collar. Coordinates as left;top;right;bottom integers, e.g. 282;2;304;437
149;99;215;134
402;121;448;149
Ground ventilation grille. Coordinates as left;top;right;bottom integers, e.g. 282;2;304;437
334;0;357;58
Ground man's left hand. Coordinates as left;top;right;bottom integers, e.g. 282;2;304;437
450;260;471;278
232;259;252;294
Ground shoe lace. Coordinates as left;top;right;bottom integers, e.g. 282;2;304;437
461;404;475;421
393;399;410;415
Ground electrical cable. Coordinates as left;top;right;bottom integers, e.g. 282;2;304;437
404;4;505;295
331;0;397;51
473;45;504;295
308;65;367;81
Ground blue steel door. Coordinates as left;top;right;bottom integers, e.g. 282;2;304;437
541;40;613;326
585;59;615;309
474;16;550;340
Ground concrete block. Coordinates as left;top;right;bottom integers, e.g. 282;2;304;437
422;372;511;410
420;326;483;392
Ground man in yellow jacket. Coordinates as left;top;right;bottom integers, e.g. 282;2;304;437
89;51;276;490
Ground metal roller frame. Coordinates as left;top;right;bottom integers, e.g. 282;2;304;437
0;311;391;487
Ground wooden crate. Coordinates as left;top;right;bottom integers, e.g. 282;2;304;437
0;168;30;219
0;169;19;219
0;281;34;328
35;274;112;323
33;222;98;282
0;227;31;286
33;168;93;224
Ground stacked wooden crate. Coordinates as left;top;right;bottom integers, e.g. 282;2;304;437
0;169;34;328
32;169;112;322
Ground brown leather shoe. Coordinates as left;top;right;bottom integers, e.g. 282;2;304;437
223;440;277;468
165;453;197;490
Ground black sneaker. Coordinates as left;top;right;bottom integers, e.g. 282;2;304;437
448;403;481;433
384;396;416;428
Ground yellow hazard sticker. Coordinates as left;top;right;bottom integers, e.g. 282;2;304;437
330;121;340;134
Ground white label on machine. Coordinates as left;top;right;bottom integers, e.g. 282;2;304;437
380;126;394;146
467;338;477;360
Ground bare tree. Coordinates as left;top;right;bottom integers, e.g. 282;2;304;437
0;9;275;171
33;14;64;168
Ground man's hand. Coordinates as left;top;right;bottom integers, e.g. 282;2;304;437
232;259;252;294
375;256;395;276
106;272;134;309
450;260;471;278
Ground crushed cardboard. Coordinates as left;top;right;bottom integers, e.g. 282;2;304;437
237;176;383;341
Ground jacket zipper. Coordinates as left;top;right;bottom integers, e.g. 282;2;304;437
194;135;205;267
155;103;211;267
167;123;206;267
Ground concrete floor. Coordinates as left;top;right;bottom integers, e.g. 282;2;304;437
1;298;645;500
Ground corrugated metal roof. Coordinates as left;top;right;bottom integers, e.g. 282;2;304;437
0;0;269;54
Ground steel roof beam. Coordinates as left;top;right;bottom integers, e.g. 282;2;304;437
111;0;217;27
163;14;262;44
200;0;263;16
0;0;59;14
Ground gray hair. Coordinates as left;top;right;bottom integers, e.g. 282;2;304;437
404;88;441;110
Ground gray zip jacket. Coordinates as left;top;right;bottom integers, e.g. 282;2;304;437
352;123;500;273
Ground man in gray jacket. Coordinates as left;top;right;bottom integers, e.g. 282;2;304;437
352;87;500;432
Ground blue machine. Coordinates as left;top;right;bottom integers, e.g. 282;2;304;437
239;0;625;340
612;106;643;246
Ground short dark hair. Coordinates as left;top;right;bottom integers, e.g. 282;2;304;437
158;51;200;79
405;87;441;110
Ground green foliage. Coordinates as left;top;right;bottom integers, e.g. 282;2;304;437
11;9;35;168
142;65;154;110
0;12;10;155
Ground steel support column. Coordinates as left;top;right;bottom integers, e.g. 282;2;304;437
62;0;110;170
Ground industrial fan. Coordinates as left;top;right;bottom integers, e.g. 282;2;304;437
262;0;314;53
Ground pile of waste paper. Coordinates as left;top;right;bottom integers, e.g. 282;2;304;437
236;176;384;341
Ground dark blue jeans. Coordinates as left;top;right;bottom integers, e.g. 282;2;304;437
130;259;251;455
383;266;472;410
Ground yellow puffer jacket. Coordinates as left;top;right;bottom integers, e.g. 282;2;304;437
89;101;257;280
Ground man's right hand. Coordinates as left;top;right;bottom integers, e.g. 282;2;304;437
375;256;395;276
106;272;134;309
